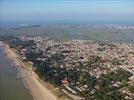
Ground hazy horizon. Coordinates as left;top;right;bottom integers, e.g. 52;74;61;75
1;0;134;27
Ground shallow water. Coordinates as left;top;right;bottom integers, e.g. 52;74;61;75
0;46;33;100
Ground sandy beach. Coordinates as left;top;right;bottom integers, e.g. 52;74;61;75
3;43;57;100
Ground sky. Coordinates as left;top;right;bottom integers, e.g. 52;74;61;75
0;0;134;25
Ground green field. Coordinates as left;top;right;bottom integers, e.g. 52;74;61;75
1;25;134;43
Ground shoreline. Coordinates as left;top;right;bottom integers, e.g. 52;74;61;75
3;43;58;100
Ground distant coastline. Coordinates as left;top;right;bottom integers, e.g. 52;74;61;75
1;22;134;28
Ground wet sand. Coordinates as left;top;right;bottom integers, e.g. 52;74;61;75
3;43;57;100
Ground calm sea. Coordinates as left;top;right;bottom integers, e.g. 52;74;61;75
0;44;33;100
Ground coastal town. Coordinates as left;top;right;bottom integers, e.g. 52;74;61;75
1;0;134;100
1;35;133;100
